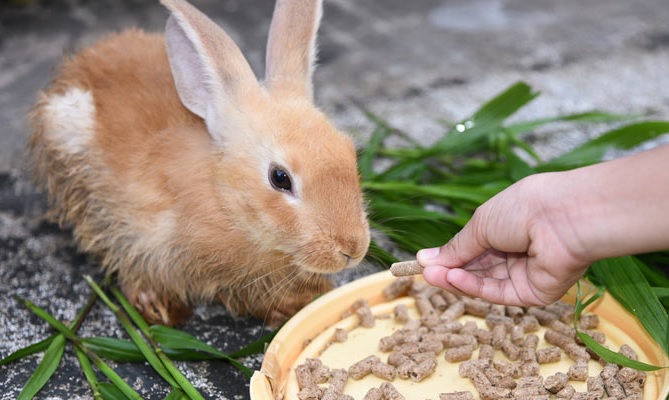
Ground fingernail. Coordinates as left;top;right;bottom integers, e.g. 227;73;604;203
417;247;440;261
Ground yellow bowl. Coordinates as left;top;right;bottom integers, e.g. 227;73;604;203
250;270;669;399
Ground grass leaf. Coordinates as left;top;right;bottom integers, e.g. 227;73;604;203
587;257;669;355
0;335;54;367
16;334;66;400
577;332;664;371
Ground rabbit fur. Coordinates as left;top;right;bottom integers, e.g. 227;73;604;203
28;0;370;326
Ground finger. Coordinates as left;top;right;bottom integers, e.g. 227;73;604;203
422;266;466;296
445;268;526;305
417;217;489;268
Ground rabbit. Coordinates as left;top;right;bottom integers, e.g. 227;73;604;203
27;0;370;326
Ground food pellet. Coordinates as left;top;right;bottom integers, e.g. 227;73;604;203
444;344;475;363
380;382;405;400
568;359;589;381
474;328;493;345
306;358;330;384
478;344;495;361
501;339;520;361
544;372;569;393
362;387;383;400
577;314;599;330
463;297;491;317
332;328;348;343
439;391;475;400
536;346;562;364
430;293;448;311
387;352;410;367
297;385;323;400
355;304;375;328
383;277;414;300
527;308;559;325
393;304;410;323
349;355;379;380
441;301;465;321
493;360;522;379
371;360;396;381
519;315;541;332
378;336;396;352
442;333;477;348
491;324;506;350
555;384;575;399
295;364;313;390
549;320;576;339
390;260;423;277
521;360;541;377
415;296;435;317
603;376;626;398
409;358;437;382
586;375;605;398
510;325;524;346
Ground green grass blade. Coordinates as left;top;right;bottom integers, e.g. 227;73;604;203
363;181;500;205
84;278;180;389
109;286;205;399
505;111;634;136
541;121;669;170
73;345;103;400
149;325;252;377
577;332;664;371
164;388;188;400
83;337;147;362
228;330;278;358
0;335;54;367
587;256;669;355
98;383;132;400
16;334;66;400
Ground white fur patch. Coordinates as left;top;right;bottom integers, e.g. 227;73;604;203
42;87;95;154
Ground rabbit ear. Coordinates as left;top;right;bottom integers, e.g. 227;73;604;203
161;0;259;143
264;0;323;101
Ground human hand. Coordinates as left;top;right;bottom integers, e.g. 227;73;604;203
416;173;591;306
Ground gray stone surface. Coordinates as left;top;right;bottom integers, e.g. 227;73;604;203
1;0;669;399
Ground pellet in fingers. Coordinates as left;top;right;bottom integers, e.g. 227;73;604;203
390;260;423;277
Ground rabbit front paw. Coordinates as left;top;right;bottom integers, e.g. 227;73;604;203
123;286;192;326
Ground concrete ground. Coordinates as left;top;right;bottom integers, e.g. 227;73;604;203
1;0;669;399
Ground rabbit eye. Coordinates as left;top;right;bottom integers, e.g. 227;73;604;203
269;165;293;193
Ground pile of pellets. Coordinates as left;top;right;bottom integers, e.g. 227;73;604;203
293;276;647;400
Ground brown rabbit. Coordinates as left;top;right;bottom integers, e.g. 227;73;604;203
28;0;370;326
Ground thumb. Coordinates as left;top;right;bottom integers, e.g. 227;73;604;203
416;219;489;268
